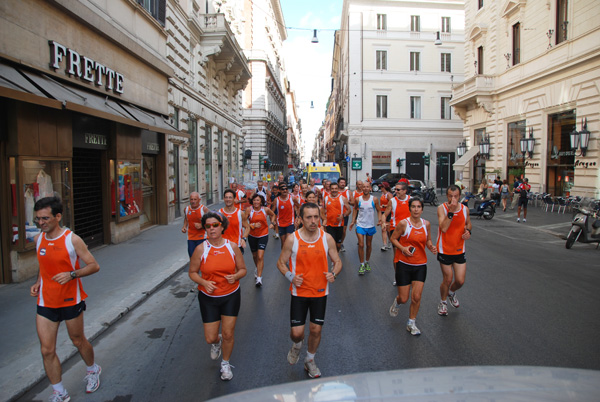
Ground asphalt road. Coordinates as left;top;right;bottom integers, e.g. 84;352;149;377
19;207;600;401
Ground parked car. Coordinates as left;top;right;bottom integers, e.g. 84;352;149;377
371;173;411;192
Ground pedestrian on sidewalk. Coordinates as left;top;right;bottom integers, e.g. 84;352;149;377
182;192;210;258
30;196;102;402
246;194;277;287
389;197;437;335
277;202;342;379
501;180;510;211
189;212;247;381
510;177;522;209
516;178;532;222
436;185;472;317
349;183;381;275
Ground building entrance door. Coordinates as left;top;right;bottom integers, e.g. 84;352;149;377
73;148;104;248
141;155;157;228
406;152;425;181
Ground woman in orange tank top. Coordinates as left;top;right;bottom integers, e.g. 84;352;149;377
188;212;247;381
245;194;277;287
389;197;437;336
379;183;392;250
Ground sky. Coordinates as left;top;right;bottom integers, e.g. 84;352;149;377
279;0;343;162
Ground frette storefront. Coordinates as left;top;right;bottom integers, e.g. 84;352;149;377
0;1;186;283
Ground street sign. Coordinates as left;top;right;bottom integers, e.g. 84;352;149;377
346;156;350;162
351;158;362;170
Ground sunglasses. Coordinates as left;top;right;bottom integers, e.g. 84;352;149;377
205;222;222;228
34;216;52;223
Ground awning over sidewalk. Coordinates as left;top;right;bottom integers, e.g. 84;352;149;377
0;60;188;139
453;146;479;171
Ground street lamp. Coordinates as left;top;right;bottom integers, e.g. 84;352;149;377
570;118;591;157
456;141;467;157
478;135;490;159
434;31;442;45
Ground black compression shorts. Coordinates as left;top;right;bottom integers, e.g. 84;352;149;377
394;261;427;286
198;288;241;323
290;295;327;327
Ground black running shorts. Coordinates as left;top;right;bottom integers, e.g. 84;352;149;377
198;288;241;323
290;295;327;327
37;301;86;322
394;261;427;286
437;252;467;265
248;235;268;252
325;226;344;243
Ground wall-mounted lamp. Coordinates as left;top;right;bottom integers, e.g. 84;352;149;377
546;29;554;49
478;135;490;159
570;118;591;157
504;53;511;69
457;141;467;157
434;31;442;45
311;29;319;44
521;127;535;159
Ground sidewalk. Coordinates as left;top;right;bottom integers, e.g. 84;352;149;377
0;201;222;402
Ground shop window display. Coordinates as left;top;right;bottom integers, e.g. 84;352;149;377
10;159;72;247
111;160;142;219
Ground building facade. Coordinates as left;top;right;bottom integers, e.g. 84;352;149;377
242;0;289;181
332;0;465;189
0;0;190;283
451;0;600;197
165;0;250;210
284;78;303;172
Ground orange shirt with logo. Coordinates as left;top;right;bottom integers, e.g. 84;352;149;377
275;196;295;227
288;229;329;297
437;204;468;255
394;218;428;265
198;240;239;297
390;196;411;230
185;205;206;240
324;194;344;227
36;229;87;308
219;207;243;246
249;208;269;237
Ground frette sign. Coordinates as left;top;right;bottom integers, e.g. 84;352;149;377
48;40;124;94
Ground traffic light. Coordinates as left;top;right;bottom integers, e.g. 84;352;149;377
266;159;272;169
396;158;401;167
423;154;430;166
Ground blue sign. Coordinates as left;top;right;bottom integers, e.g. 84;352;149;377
346;156;350;162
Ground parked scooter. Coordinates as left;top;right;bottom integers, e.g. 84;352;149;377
412;186;438;206
461;192;495;220
565;198;600;249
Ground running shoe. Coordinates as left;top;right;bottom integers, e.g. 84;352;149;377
448;292;460;308
364;262;371;272
516;218;520;222
392;281;397;286
304;359;322;378
523;219;527;222
389;298;400;317
358;264;366;275
254;268;258;278
340;245;346;252
287;342;302;365
406;322;421;336
274;233;280;239
381;245;387;251
387;244;393;250
438;301;448;316
48;390;70;402
85;365;101;393
255;277;262;287
210;335;222;360
220;361;234;381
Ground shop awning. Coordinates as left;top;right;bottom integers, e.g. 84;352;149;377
0;60;188;138
453;146;479;171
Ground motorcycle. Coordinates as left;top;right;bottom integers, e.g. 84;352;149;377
461;192;495;220
565;198;600;249
411;186;438;206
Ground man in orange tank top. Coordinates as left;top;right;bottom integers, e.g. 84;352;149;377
182;192;210;258
277;202;342;379
30;197;102;401
322;182;351;252
436;185;472;316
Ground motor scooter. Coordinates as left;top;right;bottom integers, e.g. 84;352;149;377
461;192;495;220
411;186;438;206
565;198;600;249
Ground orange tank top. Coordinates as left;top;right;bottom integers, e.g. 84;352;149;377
390;196;411;229
325;194;344;227
275;196;295;227
36;229;87;308
219;207;243;246
394;218;428;265
186;205;206;240
249;208;269;237
436;204;467;255
380;193;390;210
289;229;329;297
199;240;238;297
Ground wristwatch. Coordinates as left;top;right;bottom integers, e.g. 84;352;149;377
333;272;338;279
447;211;454;219
242;237;247;241
70;271;77;280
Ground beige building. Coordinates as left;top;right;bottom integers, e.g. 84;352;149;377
451;0;600;197
285;79;303;172
0;0;189;282
165;1;250;208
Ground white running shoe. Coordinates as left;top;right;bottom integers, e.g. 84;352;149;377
48;390;70;402
381;245;387;251
220;361;234;381
340;245;346;252
406;322;421;336
85;365;101;393
255;277;262;287
448;292;460;308
287;342;302;365
387;244;393;250
516;218;520;222
274;233;280;239
389;298;400;317
438;301;448;316
523;218;527;222
304;359;321;378
210;335;222;360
